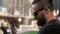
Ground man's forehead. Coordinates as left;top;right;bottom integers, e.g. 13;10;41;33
32;0;49;10
32;3;43;11
32;4;38;10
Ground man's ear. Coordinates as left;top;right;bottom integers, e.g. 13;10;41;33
44;7;50;14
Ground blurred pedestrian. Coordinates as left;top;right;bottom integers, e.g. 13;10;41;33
11;25;16;34
32;0;60;34
1;23;8;34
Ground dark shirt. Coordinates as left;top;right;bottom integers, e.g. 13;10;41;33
38;19;60;34
1;26;8;34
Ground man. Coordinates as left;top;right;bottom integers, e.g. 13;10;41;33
32;0;60;34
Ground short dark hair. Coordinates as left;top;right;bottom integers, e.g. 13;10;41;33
32;0;53;11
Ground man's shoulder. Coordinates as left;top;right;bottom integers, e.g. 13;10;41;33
38;20;60;34
42;19;60;30
38;19;60;34
47;19;60;26
45;19;60;29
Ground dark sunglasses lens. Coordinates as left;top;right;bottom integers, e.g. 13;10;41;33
34;8;44;16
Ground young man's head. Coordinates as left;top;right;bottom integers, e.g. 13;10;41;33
32;0;57;26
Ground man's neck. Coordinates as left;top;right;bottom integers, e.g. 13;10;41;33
46;15;56;24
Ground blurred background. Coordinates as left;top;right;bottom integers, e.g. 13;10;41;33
0;0;60;34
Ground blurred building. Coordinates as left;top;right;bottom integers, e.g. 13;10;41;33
2;0;33;16
0;0;33;25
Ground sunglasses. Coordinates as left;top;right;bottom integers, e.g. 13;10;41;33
34;7;44;17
